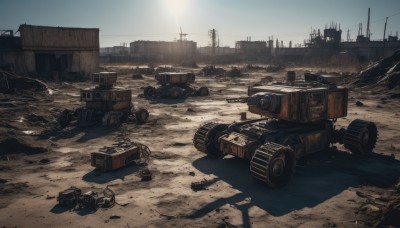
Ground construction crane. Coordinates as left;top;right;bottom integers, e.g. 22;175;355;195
179;27;187;41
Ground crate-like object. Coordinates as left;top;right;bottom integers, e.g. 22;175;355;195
92;72;117;86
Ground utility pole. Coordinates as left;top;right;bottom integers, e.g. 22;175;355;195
366;8;371;40
208;28;217;55
179;27;187;41
383;17;388;57
383;17;388;41
347;29;350;41
179;27;188;59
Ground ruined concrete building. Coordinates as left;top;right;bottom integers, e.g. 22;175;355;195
130;40;197;62
0;24;99;79
235;40;267;60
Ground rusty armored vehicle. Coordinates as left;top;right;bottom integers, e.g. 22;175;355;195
58;72;149;128
143;72;209;99
193;72;378;188
91;139;151;171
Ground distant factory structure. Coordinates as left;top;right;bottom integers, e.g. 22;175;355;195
130;40;197;62
235;39;267;60
98;11;400;65
0;24;99;79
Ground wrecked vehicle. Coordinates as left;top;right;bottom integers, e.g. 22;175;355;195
227;67;242;77
57;72;149;128
91;141;151;171
57;186;115;210
201;65;225;76
143;72;209;99
193;72;378;188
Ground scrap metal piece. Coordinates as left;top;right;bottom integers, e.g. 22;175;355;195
139;167;152;181
191;178;212;191
57;186;115;210
57;186;82;207
91;140;151;171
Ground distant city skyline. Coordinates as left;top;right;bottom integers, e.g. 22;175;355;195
1;0;400;48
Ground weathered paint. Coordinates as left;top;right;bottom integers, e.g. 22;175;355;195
248;85;348;122
91;146;141;170
219;132;253;159
19;24;99;51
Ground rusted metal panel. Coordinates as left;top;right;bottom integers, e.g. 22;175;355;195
219;132;253;159
92;72;117;85
248;85;347;122
327;90;348;118
299;130;329;157
19;24;99;51
91;146;141;170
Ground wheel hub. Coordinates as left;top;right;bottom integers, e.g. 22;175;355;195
271;157;285;177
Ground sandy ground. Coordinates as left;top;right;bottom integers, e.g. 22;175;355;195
0;65;399;228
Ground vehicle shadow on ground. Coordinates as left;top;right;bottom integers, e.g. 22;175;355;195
50;204;99;216
82;164;145;184
39;124;119;142
146;97;188;105
191;150;400;224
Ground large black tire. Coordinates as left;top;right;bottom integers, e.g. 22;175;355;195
250;142;296;188
143;86;156;98
196;86;209;96
344;119;378;154
193;122;228;158
135;108;149;123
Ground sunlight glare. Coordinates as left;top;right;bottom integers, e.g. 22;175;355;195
165;0;187;16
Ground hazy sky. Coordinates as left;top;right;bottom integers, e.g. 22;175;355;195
1;0;400;48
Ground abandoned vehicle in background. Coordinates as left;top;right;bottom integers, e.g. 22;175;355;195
193;72;378;188
201;65;226;76
57;72;149;128
143;72;209;99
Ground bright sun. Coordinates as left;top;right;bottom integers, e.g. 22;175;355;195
165;0;187;16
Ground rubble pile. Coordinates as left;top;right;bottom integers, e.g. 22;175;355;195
357;180;400;228
352;50;400;90
0;70;48;94
0;137;47;155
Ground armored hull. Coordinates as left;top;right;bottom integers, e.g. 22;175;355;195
193;72;378;188
143;72;209;99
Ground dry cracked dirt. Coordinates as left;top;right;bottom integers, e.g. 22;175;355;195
1;65;400;228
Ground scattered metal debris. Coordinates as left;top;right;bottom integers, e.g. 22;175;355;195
356;100;364;106
0;70;48;94
109;214;121;219
139;167;152;181
191;178;212;191
57;186;115;210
